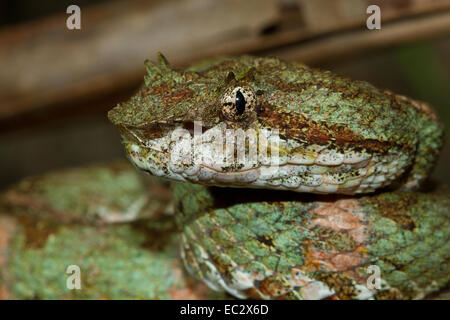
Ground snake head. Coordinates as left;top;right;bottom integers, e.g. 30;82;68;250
108;54;443;194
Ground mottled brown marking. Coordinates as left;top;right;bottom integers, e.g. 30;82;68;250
258;277;290;297
18;217;59;249
374;288;406;300
242;287;264;299
170;88;194;105
209;253;233;275
306;249;365;272
368;194;418;231
258;105;402;153
315;272;359;299
289;267;308;287
146;84;194;107
312;200;369;244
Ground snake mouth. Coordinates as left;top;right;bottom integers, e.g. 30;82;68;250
117;121;213;145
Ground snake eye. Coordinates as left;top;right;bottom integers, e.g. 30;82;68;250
221;86;256;121
235;90;246;115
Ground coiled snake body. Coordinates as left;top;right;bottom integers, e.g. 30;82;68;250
108;55;448;299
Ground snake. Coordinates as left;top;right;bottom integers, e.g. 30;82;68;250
107;54;449;299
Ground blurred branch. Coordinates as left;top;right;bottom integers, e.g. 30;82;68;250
269;10;450;64
0;0;450;131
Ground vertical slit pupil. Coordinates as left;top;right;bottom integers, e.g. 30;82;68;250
235;90;246;115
